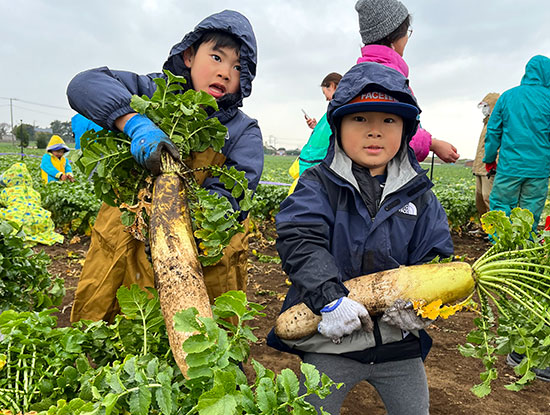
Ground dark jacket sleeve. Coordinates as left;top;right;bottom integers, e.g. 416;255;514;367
407;191;454;265
67;67;159;131
276;176;349;314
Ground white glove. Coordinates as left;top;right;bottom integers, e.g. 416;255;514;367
381;299;433;331
318;297;373;344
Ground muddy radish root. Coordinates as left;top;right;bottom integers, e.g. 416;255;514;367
275;262;474;340
150;157;212;377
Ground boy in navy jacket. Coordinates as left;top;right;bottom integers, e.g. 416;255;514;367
269;62;453;414
67;10;263;323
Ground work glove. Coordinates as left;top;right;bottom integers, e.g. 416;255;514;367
381;299;433;331
485;161;497;178
318;297;373;344
124;114;180;175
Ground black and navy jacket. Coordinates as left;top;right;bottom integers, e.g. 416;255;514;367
66;10;263;219
268;63;454;363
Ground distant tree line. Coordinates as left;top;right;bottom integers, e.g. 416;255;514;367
4;120;72;149
263;146;300;156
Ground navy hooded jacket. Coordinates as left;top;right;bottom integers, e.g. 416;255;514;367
268;63;453;363
66;10;263;217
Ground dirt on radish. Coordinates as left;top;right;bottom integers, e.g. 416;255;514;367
44;225;550;415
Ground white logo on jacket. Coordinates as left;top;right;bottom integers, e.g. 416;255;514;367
398;202;417;216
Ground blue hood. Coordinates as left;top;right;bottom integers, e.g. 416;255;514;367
521;55;550;88
163;10;257;104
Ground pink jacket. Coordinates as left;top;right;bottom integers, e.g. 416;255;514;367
357;45;432;162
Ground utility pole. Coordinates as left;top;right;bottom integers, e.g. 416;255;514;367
10;98;14;145
20;119;23;160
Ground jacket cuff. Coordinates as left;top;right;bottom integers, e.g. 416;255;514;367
304;280;349;315
55;172;63;179
107;104;135;131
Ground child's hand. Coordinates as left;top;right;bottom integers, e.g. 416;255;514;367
381;299;433;330
318;296;373;344
123;114;180;175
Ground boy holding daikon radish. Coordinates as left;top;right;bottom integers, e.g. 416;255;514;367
268;62;454;414
67;10;263;323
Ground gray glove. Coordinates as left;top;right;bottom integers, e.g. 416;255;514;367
318;297;373;344
381;299;434;331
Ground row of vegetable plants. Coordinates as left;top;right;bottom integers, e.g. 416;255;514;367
0;282;337;414
0;145;492;232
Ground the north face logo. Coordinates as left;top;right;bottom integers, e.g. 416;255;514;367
398;202;417;216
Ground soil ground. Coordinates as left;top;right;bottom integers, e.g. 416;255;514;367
42;225;550;415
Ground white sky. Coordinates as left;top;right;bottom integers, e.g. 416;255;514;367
2;0;549;159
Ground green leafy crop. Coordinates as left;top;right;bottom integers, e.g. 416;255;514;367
459;208;550;396
75;70;254;265
0;287;340;414
0;220;64;312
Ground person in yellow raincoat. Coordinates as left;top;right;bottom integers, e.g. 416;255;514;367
40;135;74;184
0;162;64;246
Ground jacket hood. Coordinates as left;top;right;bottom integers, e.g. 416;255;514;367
521;55;550;88
162;10;257;106
0;163;32;188
324;62;422;202
46;135;70;152
479;92;500;124
480;92;500;110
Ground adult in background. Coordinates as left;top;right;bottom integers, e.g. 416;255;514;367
287;73;342;195
299;72;343;175
471;93;500;217
483;55;550;230
355;0;460;164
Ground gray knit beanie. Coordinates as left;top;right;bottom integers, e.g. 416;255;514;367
355;0;409;45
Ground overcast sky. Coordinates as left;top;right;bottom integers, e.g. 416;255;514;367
2;0;549;159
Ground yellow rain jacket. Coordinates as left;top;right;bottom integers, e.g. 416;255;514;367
71;149;251;323
287;157;300;195
41;135;74;184
0;163;64;245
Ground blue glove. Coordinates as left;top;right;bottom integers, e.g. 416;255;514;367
124;114;180;175
381;299;433;331
318;297;373;344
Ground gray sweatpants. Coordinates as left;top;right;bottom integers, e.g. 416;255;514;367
301;353;429;415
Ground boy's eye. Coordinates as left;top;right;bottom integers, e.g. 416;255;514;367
353;116;366;122
234;65;242;72
211;54;221;62
384;117;395;123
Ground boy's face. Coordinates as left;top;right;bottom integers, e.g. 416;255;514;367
51;149;65;159
339;111;403;176
183;40;241;100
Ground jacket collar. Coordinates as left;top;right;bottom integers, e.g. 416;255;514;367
328;138;419;206
357;44;409;78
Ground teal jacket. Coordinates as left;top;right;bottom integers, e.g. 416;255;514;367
298;114;331;175
484;55;550;178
